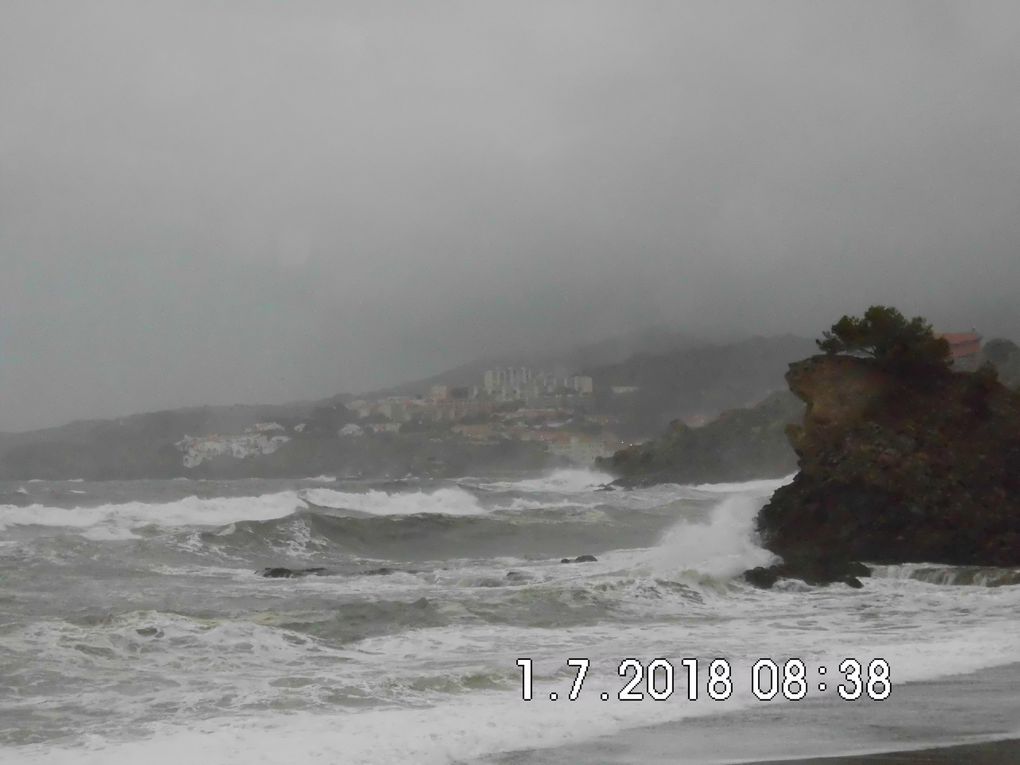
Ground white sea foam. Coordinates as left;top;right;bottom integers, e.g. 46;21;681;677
79;526;141;541
642;493;777;578
3;690;744;765
501;496;605;512
687;474;795;494
0;492;301;534
12;611;1020;765
478;467;615;494
6;476;1020;765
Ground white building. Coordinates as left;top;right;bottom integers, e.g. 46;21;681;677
610;385;640;395
252;422;285;433
175;432;290;468
568;375;594;395
483;367;534;400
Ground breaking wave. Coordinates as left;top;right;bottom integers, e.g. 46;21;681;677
0;483;544;540
300;486;487;516
5;474;1020;765
869;563;1020;587
472;467;614;494
202;506;663;562
641;493;778;579
0;492;302;536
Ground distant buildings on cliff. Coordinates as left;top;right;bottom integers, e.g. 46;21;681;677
348;366;596;426
482;367;593;401
341;365;617;464
169;333;988;471
175;426;290;468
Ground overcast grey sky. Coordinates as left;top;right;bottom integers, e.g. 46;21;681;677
2;1;1019;431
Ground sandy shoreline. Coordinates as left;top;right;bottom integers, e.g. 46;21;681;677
487;663;1020;765
743;738;1020;764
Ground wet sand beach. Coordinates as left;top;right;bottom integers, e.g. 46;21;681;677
488;664;1020;765
745;738;1020;764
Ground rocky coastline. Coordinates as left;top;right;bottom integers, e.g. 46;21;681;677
747;354;1020;587
599;390;802;487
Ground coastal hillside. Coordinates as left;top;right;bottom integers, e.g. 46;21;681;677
598;390;802;486
0;399;348;480
369;325;700;398
0;332;808;481
587;334;815;434
0;399;555;481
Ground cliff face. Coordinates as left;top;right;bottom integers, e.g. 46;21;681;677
755;356;1020;579
599;390;802;487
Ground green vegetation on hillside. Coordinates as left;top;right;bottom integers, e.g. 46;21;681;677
816;305;950;369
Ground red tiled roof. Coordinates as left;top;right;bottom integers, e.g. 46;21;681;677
939;332;981;345
938;332;982;359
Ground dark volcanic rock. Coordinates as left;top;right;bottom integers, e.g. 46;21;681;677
560;555;598;564
260;565;422;579
743;558;870;589
363;566;422;576
259;567;328;578
753;355;1020;584
742;566;780;589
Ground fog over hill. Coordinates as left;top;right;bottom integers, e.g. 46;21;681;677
7;5;1020;764
369;325;701;398
0;332;807;480
4;2;1020;431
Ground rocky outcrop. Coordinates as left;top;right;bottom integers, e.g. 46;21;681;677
259;567;329;578
752;355;1020;586
600;391;802;487
744;558;871;589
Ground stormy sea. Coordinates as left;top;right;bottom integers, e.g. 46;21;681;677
1;470;1018;764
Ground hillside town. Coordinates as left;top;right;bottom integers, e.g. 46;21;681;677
169;365;630;469
175;423;292;468
164;332;992;474
342;366;625;465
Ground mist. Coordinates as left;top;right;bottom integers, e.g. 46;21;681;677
3;0;1020;431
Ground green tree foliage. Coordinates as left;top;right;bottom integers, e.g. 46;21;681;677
817;306;950;368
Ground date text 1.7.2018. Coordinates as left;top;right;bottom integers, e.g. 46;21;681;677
515;658;891;702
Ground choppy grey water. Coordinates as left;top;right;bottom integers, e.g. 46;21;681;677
1;470;1018;764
